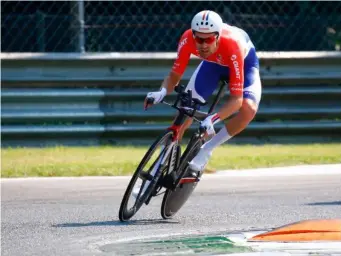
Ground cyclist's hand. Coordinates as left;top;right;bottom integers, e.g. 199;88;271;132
200;113;221;136
144;88;167;110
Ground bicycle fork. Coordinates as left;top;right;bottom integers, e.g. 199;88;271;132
144;141;177;204
160;141;181;190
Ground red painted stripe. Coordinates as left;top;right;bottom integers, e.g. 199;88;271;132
202;11;207;20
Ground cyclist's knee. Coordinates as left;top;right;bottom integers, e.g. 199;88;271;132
241;98;258;120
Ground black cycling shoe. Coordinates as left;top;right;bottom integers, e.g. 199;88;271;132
160;172;177;190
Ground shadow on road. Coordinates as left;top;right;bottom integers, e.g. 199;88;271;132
52;219;180;228
306;201;341;206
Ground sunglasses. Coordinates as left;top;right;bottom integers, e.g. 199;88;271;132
193;35;218;45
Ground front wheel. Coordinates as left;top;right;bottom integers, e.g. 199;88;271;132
160;137;203;219
119;131;173;222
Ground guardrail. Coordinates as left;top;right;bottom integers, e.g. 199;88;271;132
1;52;341;147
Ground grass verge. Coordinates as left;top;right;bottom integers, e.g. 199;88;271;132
1;144;340;177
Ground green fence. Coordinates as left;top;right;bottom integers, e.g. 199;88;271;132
2;1;341;52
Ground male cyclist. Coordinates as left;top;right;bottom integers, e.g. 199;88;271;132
144;10;262;175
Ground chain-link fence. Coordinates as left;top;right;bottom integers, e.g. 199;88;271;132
2;1;341;53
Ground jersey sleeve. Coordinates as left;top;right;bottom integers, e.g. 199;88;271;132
171;31;191;75
227;40;244;96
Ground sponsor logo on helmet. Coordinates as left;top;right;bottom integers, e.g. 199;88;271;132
231;55;241;79
199;27;210;31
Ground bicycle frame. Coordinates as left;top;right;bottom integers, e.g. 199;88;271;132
119;80;228;220
153;80;227;191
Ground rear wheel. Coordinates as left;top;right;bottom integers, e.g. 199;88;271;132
160;137;203;219
119;131;173;222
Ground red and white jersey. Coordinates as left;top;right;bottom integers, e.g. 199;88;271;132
172;24;255;96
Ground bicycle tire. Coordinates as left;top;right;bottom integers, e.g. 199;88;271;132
160;137;203;219
119;130;173;222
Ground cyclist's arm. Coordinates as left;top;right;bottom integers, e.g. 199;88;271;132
160;31;192;95
217;41;244;120
160;71;182;94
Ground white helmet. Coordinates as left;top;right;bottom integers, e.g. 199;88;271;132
191;10;223;35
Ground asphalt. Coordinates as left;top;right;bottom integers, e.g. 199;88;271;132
1;165;341;255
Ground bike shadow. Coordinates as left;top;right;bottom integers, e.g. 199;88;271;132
52;219;180;228
306;200;341;206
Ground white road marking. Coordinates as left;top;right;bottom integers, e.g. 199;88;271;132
2;164;341;182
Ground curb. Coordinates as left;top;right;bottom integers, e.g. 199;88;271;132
248;219;341;242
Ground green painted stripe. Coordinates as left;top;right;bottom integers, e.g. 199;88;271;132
145;235;254;254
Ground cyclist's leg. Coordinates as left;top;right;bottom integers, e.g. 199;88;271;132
178;61;227;141
190;48;262;172
224;69;261;137
222;47;262;138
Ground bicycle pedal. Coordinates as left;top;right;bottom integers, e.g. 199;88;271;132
139;171;153;181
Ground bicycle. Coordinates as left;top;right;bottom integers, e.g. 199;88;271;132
119;80;226;222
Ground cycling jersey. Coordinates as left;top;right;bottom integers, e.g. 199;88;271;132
172;24;259;97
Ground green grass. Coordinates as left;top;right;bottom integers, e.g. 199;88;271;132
1;144;341;178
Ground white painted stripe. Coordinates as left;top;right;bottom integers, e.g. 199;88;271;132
212;164;341;177
225;232;341;254
0;176;131;182
1;164;340;182
215;253;290;256
246;242;341;254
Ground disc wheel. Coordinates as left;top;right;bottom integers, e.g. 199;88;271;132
160;138;203;219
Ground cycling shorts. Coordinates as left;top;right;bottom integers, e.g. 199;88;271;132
185;47;262;106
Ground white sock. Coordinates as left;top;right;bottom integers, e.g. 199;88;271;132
201;126;232;152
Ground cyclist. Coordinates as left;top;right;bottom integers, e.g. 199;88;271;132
144;10;262;175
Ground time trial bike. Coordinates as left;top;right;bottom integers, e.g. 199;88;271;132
119;80;226;221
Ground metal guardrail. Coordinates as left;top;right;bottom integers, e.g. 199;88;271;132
2;88;341;123
1;52;341;147
2;52;341;86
